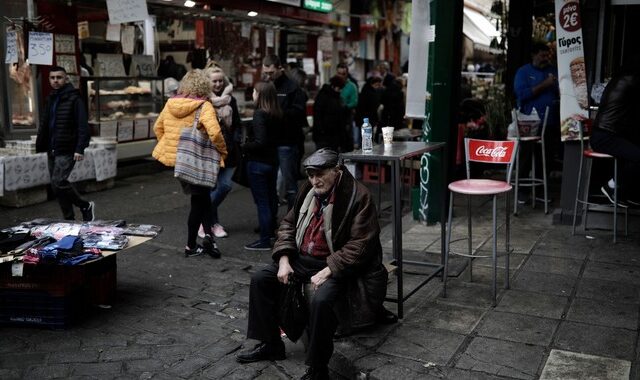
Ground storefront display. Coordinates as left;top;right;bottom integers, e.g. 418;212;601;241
83;76;163;140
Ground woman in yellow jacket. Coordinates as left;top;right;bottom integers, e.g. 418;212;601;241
153;69;227;258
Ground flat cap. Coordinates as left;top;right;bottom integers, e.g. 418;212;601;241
303;148;339;170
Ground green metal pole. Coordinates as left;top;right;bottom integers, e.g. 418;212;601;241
423;0;463;224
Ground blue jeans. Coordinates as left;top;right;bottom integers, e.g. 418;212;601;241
247;161;278;244
209;167;234;225
277;145;299;210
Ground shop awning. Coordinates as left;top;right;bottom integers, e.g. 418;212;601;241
463;7;502;54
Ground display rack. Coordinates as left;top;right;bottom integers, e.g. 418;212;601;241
81;76;165;160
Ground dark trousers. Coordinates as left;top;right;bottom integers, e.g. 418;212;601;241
246;256;345;368
179;180;214;248
591;128;640;200
48;154;89;220
247;160;278;244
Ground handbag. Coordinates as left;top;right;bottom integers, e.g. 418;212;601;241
231;154;249;187
277;275;309;342
174;105;221;188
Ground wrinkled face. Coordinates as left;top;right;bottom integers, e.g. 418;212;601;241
307;167;339;195
262;64;281;82
210;72;225;94
532;49;551;68
49;70;67;90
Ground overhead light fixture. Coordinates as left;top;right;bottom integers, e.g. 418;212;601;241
247;11;258;17
184;0;195;7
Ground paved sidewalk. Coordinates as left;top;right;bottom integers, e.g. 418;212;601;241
0;169;638;379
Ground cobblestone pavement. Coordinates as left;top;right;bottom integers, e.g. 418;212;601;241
1;167;639;379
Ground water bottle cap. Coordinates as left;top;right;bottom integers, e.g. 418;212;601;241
363;118;369;123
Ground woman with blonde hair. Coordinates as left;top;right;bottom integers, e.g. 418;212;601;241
201;67;241;238
153;69;227;258
243;81;282;250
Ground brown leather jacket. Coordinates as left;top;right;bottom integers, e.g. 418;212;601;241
272;165;388;332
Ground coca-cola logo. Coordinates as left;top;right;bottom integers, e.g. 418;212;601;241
475;146;508;158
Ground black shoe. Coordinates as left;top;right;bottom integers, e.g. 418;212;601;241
202;235;221;259
184;246;204;257
376;307;398;325
244;239;272;251
81;201;95;222
300;366;330;380
236;341;285;363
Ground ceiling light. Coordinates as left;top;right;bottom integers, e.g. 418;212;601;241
184;0;195;7
247;11;258;17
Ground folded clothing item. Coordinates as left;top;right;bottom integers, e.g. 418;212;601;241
40;235;84;263
59;253;101;266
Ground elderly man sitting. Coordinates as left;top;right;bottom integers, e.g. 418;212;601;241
236;148;391;380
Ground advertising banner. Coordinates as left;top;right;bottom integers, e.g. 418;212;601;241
554;0;589;141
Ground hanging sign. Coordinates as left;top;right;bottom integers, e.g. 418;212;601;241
121;25;135;55
266;29;274;48
56;55;77;74
554;0;589;141
96;53;126;76
77;21;90;40
55;34;75;54
5;30;18;64
131;55;155;77
27;32;53;66
106;0;149;24
106;24;121;42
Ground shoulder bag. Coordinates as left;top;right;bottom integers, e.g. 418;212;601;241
174;105;221;188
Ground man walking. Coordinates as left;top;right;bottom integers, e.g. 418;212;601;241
262;54;308;211
36;66;95;221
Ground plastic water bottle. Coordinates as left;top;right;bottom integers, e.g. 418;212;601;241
361;118;373;153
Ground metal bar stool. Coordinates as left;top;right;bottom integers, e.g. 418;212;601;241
444;138;518;307
510;107;549;215
571;123;628;243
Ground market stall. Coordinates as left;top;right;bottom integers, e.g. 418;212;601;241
0;219;161;328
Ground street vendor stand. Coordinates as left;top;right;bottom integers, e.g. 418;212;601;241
0;225;155;328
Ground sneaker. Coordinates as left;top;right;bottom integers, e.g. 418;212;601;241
202;234;221;259
244;240;272;251
81;201;95;222
198;224;206;239
212;224;228;238
184;246;204;257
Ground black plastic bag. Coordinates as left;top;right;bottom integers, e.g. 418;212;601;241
278;276;308;342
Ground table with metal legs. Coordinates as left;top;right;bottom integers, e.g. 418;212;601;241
340;141;447;319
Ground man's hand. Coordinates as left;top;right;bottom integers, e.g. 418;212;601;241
542;73;556;88
310;267;332;290
73;153;84;161
277;256;294;284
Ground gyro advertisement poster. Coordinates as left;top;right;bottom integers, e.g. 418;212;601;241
554;0;589;141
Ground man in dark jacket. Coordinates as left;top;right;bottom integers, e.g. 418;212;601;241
312;76;347;152
36;66;94;221
237;148;389;380
591;55;640;205
262;54;308;210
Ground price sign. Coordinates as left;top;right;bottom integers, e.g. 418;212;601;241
96;53;126;76
28;32;53;65
106;0;149;24
55;34;76;54
132;55;155;77
56;54;77;74
5;30;18;63
121;25;135;55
